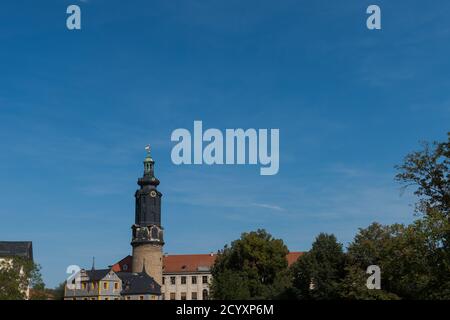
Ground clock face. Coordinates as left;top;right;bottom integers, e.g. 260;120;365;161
150;190;157;197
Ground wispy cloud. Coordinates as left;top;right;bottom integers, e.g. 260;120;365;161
251;203;284;211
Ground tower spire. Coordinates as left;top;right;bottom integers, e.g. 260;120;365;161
131;145;164;285
143;145;155;176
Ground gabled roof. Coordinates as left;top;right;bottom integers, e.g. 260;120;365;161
112;255;132;272
117;271;161;296
0;241;33;260
85;269;111;281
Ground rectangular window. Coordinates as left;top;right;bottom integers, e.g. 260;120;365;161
162;277;165;285
181;276;186;284
126;296;131;300
202;276;208;284
103;282;108;290
191;276;197;284
181;292;187;300
170;293;176;300
140;296;144;300
82;283;86;290
170;277;176;285
114;282;119;290
191;292;197;300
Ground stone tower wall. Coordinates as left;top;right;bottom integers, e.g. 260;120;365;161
132;243;163;285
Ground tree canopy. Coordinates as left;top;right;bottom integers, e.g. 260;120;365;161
210;229;290;299
0;257;44;300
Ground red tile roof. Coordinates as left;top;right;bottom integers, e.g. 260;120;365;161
287;252;303;266
163;254;217;273
113;252;303;274
112;255;132;272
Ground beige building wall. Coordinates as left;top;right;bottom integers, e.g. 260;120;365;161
161;273;212;300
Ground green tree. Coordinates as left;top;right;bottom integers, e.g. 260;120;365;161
395;134;450;299
346;222;432;299
338;265;400;300
395;132;449;217
412;210;450;299
28;263;47;300
210;229;289;300
290;233;345;300
0;257;44;300
50;282;66;300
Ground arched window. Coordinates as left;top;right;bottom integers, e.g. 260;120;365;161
151;227;158;239
202;289;208;300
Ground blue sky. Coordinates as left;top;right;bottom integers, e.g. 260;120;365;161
0;0;449;287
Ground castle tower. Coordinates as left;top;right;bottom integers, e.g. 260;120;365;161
131;146;164;285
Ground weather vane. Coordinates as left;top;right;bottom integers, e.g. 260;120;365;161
145;145;151;154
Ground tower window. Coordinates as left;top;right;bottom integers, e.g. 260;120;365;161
151;227;158;239
181;276;186;285
202;276;208;284
170;277;176;285
191;276;197;284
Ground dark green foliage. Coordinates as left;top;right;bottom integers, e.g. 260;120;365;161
347;222;429;299
338;265;400;300
210;229;290;299
0;257;44;300
395;132;449;217
50;282;66;300
290;233;345;300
